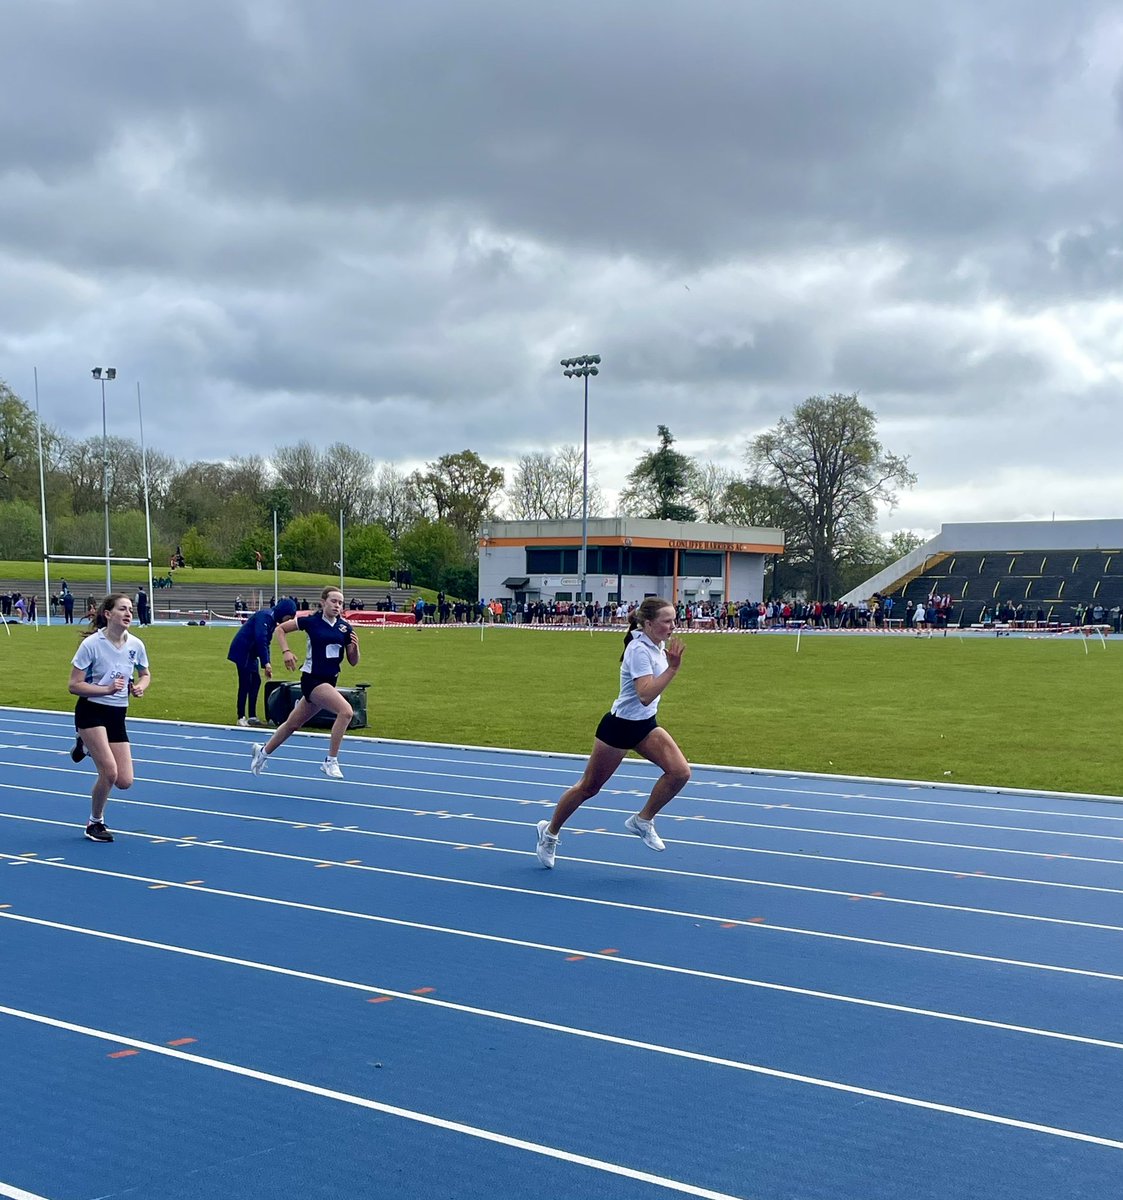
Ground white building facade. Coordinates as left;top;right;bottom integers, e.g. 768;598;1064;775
478;517;785;606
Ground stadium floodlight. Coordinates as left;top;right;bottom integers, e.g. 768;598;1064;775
559;353;602;608
91;367;117;591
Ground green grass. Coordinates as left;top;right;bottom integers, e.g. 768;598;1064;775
0;559;407;592
6;622;1121;796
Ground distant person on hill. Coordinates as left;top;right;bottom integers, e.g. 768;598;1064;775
67;594;151;843
250;586;360;780
535;596;690;870
227;598;297;727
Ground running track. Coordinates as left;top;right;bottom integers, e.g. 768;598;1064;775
1;707;1121;1199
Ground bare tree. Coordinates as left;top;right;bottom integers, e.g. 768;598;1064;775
271;440;322;517
371;462;427;540
320;442;377;525
505;445;604;520
749;393;916;601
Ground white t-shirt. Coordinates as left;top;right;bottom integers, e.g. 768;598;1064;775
611;631;668;720
914;604;926;623
72;630;149;708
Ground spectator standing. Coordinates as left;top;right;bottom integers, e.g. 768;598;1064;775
227;598;297;726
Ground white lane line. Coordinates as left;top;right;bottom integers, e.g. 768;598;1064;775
3;1003;1122;1154
0;1006;746;1200
2;768;1123;892
8;705;1123;809
6;848;1123;989
7;729;1123;840
4;796;1123;935
6;908;1123;1053
0;1183;52;1200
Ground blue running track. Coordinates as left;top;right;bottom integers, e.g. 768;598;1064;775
1;707;1122;1199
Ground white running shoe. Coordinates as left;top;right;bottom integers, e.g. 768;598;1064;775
535;820;559;868
250;744;268;775
321;756;344;780
625;813;666;852
237;716;249;727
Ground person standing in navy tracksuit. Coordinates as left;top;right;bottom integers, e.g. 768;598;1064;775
249;586;360;779
227;598;297;726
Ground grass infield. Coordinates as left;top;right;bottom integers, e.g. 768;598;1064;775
4;622;1120;798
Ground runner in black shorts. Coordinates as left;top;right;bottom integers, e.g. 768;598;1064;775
535;596;690;868
250;586;360;780
68;594;152;842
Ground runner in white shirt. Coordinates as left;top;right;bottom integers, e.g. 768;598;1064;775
68;593;151;843
535;596;690;869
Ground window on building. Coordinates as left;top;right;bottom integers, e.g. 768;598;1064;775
679;551;723;576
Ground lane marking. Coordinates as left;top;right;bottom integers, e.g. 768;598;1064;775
6;757;1123;863
3;775;1120;885
6;906;1123;1053
4;802;1122;934
0;1005;748;1200
0;1181;53;1200
3;840;1123;985
8;708;1123;816
3;1004;1122;1154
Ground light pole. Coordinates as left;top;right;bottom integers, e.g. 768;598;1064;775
91;367;117;593
560;354;600;608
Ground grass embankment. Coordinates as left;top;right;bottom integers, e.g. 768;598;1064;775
0;559;414;593
4;623;1120;796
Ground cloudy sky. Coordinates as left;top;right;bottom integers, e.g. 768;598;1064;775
3;0;1122;537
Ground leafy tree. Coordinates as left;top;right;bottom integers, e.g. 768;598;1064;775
278;512;338;573
344;523;394;581
619;425;699;522
0;499;42;558
0;383;61;505
505;445;604;520
438;562;478;601
398;519;461;589
749;394;916;601
417;450;504;537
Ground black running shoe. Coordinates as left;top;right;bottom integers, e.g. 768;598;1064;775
70;736;86;764
85;821;114;843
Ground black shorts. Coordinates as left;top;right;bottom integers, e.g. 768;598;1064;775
300;672;340;703
595;712;658;751
74;698;129;743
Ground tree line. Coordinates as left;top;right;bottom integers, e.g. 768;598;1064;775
1;378;918;599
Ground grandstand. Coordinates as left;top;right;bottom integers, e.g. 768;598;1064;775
842;519;1123;628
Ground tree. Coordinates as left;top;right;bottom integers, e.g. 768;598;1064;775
505;445;604;520
278;512;338;573
371;463;427;541
0;499;41;559
398;519;461;590
0;383;60;505
619;426;699;522
321;443;377;525
417;450;504;537
271;441;322;518
749;394;916;601
344;523;394;581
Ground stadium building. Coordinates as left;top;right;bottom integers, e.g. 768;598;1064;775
477;518;785;607
842;518;1123;627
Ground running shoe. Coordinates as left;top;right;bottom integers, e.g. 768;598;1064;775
535;820;559;868
70;736;86;764
250;744;268;775
625;813;666;852
237;716;249;727
85;821;114;843
247;716;263;726
320;756;344;780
